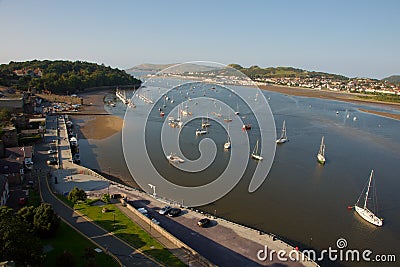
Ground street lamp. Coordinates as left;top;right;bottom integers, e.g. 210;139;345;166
148;184;156;197
108;167;111;196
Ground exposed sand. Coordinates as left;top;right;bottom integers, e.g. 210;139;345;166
71;90;124;139
78;115;123;139
358;108;400;120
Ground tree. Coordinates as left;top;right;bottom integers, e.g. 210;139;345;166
18;205;36;230
0;207;44;265
67;187;87;204
33;203;60;238
55;251;75;267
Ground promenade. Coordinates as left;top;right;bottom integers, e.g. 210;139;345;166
45;114;320;267
38;115;162;267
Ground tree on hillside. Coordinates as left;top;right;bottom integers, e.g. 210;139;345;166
0;60;142;94
0;207;44;265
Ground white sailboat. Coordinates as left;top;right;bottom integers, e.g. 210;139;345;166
224;125;231;149
251;140;263;160
167;153;185;164
201;113;210;128
235;103;240;115
196;119;208;136
276;120;288;144
354;170;383;227
317;136;326;164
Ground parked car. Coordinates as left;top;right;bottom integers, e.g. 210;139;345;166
151;218;160;225
167;208;181;217
73;154;80;164
158;205;172;215
137;207;148;214
47;149;57;154
197;218;210;227
46;157;57;165
18;197;27;206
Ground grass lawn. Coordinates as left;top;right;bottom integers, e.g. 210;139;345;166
42;220;118;267
75;201;186;267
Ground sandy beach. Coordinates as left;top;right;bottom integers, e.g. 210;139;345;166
72;90;124;139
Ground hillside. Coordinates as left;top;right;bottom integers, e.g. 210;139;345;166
382;75;400;85
227;64;349;80
127;63;220;73
0;60;141;94
126;63;177;72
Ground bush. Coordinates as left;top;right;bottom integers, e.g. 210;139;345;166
102;193;111;204
67;187;87;204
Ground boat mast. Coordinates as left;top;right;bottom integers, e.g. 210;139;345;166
281;120;286;139
364;169;374;209
319;136;325;156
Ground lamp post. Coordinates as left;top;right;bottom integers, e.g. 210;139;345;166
108;167;111;196
148;184;156;197
113;210;116;230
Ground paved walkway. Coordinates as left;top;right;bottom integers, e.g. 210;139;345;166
37;115;162;267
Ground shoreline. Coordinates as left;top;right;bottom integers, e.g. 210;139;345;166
260;84;400;109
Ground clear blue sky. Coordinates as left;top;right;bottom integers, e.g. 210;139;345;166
0;0;399;79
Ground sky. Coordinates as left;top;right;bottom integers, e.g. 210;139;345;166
0;0;399;79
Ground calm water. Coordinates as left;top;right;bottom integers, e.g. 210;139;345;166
76;79;400;266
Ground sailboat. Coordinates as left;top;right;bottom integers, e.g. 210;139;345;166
354;170;383;226
224;125;231;149
251;140;263;160
201;113;210;128
235;103;240;115
223;113;232;122
167;153;185;164
317;136;326;164
196;118;208;136
276;120;288;144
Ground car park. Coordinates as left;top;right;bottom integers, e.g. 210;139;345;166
158;205;172;215
167;208;181;217
197;218;210;227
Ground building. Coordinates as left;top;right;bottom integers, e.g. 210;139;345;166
0;127;18;147
0;157;24;185
5;146;33;170
0;175;9;206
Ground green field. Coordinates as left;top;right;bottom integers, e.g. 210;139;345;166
42;220;118;267
75;202;186;267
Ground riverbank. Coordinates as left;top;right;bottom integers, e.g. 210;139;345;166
260;84;400;110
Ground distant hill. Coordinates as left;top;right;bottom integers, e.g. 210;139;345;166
126;63;177;72
127;63;221;73
227;64;349;80
382;75;400;84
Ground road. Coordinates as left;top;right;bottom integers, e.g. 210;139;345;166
36;115;162;267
